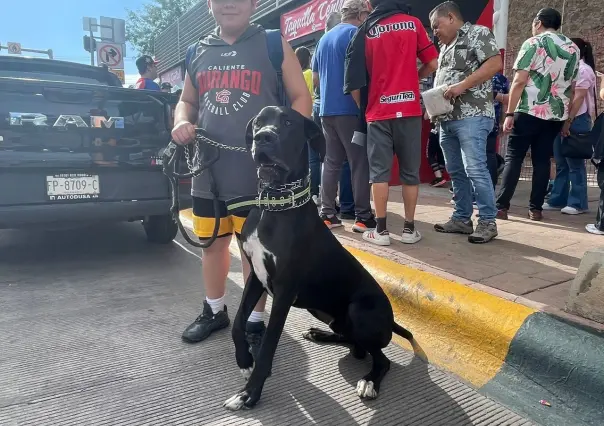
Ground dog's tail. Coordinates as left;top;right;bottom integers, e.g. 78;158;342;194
393;322;414;341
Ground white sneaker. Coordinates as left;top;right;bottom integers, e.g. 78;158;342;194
542;203;561;211
586;224;604;235
363;229;391;246
401;228;422;244
561;206;586;215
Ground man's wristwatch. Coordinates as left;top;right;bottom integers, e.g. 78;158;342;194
505;113;514;117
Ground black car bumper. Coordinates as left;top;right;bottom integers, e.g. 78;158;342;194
0;195;192;230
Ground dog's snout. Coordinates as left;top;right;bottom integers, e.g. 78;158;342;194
254;129;278;146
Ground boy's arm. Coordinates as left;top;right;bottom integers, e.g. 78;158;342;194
172;72;200;144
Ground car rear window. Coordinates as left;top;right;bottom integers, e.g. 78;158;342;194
0;70;115;85
0;60;122;86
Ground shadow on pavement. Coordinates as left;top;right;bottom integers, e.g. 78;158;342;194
336;340;473;426
226;332;361;426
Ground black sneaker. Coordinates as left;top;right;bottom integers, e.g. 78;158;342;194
321;213;343;229
430;177;448;187
352;216;377;233
181;301;230;343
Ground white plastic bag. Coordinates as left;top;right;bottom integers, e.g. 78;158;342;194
421;84;453;119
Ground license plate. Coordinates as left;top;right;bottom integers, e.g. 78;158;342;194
46;173;100;201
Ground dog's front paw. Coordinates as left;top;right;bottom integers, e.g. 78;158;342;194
223;390;251;411
223;387;261;411
356;379;378;400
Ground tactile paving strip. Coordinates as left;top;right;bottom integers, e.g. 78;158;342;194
0;226;534;425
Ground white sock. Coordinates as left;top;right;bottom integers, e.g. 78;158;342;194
247;310;264;323
206;296;224;315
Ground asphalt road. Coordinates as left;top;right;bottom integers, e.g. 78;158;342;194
0;223;533;425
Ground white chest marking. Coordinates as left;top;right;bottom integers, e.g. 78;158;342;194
242;229;276;295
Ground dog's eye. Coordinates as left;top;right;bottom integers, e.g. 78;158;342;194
285;120;292;126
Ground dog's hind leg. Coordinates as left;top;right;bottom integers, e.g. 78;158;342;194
231;272;265;382
356;348;391;400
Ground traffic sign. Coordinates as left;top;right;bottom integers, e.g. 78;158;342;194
110;69;125;84
7;42;22;55
97;42;123;68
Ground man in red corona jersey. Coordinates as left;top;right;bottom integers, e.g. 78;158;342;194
347;0;438;246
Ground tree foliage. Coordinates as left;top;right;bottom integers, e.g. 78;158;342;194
126;0;198;55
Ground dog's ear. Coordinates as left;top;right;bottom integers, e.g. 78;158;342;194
245;117;255;151
304;117;326;162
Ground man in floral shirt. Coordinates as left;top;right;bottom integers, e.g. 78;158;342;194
429;1;503;243
496;7;579;221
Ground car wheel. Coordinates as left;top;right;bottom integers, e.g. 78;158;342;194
143;214;178;244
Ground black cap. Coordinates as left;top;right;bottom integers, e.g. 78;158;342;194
136;55;159;74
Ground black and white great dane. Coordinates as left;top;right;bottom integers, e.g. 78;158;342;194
223;106;414;411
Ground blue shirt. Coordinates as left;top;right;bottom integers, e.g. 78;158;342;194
312;23;359;117
491;73;509;136
135;77;161;91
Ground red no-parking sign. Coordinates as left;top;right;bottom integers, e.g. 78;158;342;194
97;43;123;69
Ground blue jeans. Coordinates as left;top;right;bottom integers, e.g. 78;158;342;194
440;116;497;221
339;160;355;214
549;113;590;210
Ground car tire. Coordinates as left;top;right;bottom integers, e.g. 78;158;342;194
143;214;178;244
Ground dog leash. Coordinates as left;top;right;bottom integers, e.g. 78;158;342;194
162;128;223;249
163;129;313;249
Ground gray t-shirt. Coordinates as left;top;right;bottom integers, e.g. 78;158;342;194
187;25;281;201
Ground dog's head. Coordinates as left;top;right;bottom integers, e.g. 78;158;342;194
245;106;325;189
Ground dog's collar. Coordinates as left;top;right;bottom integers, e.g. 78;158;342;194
226;174;311;214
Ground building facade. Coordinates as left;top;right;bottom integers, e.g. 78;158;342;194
153;0;495;87
154;0;333;87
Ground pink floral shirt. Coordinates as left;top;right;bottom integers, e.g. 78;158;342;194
513;31;580;121
576;59;596;118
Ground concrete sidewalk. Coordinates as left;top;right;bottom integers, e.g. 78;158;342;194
335;181;601;314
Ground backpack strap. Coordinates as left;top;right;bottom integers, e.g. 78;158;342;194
185;43;197;74
265;29;290;107
265;29;284;74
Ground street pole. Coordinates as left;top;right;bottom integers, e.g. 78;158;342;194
90;28;95;66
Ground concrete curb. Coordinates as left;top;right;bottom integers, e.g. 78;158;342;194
179;210;604;425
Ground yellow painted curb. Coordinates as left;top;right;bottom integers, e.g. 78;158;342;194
179;209;535;387
348;247;536;387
